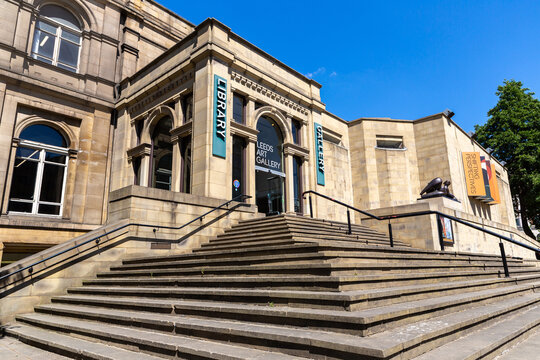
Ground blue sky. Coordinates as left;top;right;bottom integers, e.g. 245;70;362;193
159;0;540;132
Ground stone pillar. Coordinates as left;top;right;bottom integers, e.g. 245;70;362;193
284;152;295;213
127;143;152;187
246;138;256;205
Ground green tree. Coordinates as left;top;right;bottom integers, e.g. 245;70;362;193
474;80;540;239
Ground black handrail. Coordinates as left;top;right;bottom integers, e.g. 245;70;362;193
0;194;251;287
303;190;540;277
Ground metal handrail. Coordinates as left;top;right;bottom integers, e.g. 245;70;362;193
303;190;540;277
0;194;251;286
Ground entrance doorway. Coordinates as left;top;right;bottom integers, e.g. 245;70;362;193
255;116;285;215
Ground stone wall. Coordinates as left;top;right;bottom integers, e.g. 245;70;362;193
0;186;259;324
361;196;536;260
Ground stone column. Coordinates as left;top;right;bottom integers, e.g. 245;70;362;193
284;151;295;214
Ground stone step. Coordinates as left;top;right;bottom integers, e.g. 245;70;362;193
10;318;307;360
100;261;535;279
495;328;540;360
217;222;390;239
17;292;540;359
83;268;540;292
122;239;521;267
5;324;165;360
68;274;540;311
122;243;321;265
113;248;525;273
208;230;392;247
197;235;398;253
236;214;375;234
0;336;71;360
112;252;328;271
43;282;540;336
411;305;540;360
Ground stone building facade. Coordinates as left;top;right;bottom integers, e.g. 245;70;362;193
0;0;533;266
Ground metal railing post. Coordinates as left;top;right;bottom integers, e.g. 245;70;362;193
347;210;352;235
388;222;394;247
309;195;313;218
499;240;510;278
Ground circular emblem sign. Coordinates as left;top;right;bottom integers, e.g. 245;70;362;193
233;179;240;189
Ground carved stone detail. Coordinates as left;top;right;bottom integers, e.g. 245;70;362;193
231;71;309;116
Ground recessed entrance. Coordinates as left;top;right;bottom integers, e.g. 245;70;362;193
255;116;285;215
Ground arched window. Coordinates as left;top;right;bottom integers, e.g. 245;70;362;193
32;5;82;72
8;124;69;216
151;117;173;190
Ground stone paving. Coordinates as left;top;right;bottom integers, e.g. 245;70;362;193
0;335;70;359
496;330;540;360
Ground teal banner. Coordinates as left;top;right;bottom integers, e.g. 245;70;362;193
213;75;227;158
314;122;325;185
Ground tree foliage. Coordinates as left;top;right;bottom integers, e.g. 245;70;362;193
474;80;540;238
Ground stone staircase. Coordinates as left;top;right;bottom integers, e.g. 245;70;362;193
4;214;540;359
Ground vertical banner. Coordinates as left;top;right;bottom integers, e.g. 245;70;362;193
213;75;227;158
478;156;494;202
462;152;485;197
314;122;325;186
488;163;501;204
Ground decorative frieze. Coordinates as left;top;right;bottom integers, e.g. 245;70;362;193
231;71;309;116
128;71;193;118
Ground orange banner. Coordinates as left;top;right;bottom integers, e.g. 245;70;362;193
488;163;501;204
462;152;486;197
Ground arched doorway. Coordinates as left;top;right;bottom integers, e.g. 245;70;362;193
255;116;285;215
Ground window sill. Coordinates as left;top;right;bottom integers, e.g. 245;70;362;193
374;146;408;151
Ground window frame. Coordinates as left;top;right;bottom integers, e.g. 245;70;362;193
232;93;246;125
8;139;69;217
31;9;82;73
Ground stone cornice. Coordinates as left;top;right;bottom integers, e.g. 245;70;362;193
230;121;258;143
170;122;192;143
126;143;151;161
283;143;310;160
231;71;309;117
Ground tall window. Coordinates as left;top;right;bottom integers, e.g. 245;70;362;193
232;136;246;198
291;119;301;145
181;138;192;193
232;94;245;124
32;5;82;72
9;125;69;216
293;156;303;213
151;117;173;190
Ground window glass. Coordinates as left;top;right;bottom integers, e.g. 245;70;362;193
293;156;302;213
292;120;301;145
375;135;404;149
10;158;38;200
151;117;173;190
181;138;191;193
20;124;67;147
232;94;245;124
39;163;65;203
37;20;57;33
8;125;68;216
32;5;81;72
58;40;79;68
232;136;245;198
33;30;55;59
255;116;283;172
40;5;81;30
